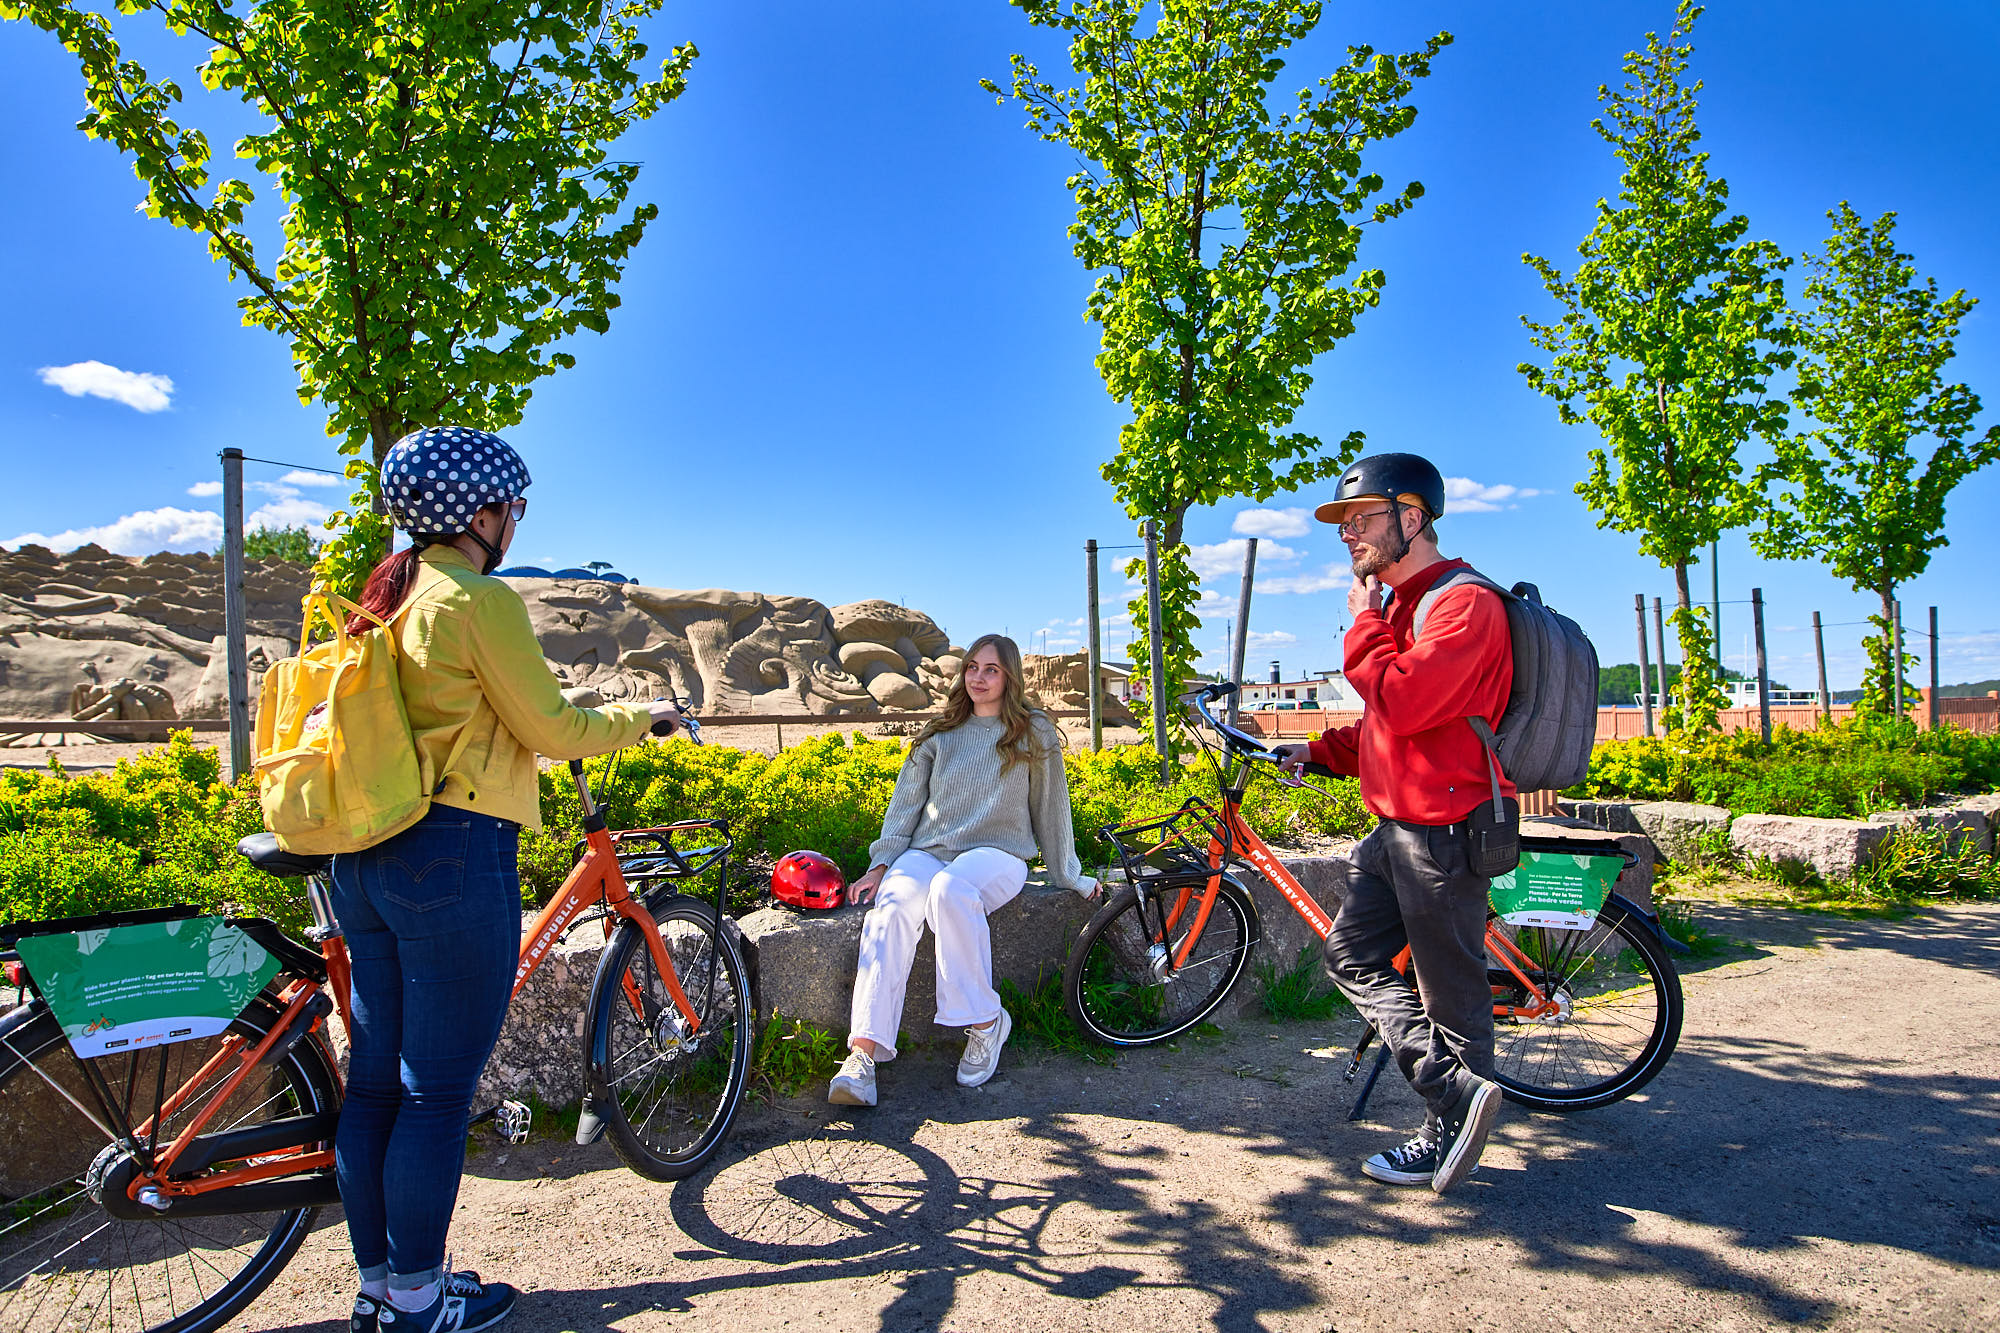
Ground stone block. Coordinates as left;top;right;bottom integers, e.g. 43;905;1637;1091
1868;805;1993;856
739;875;1099;1045
1555;800;1645;835
476;925;607;1110
1631;801;1733;865
1521;815;1657;911
1729;813;1892;882
1226;851;1352;982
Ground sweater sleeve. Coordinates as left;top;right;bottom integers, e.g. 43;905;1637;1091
465;583;652;760
868;737;936;870
1026;718;1092;895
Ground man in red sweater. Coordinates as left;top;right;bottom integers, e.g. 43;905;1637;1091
1275;452;1513;1194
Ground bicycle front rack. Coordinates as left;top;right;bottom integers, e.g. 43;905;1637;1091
1099;798;1237;888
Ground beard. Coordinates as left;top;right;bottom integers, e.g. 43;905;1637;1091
1350;540;1398;580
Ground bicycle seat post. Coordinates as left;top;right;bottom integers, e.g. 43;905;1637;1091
303;872;342;945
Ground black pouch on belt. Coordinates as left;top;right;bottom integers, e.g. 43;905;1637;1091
1465;717;1520;877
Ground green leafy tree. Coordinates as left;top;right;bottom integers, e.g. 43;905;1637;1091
234;524;315;564
1519;2;1790;732
4;0;695;595
985;0;1449;753
1751;203;2000;717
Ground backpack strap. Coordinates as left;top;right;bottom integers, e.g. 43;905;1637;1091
381;558;481;799
1407;566;1511;819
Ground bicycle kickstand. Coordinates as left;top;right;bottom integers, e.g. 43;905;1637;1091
1344;1028;1393;1123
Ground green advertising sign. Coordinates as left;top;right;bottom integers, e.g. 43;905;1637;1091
15;918;281;1059
1488;851;1622;930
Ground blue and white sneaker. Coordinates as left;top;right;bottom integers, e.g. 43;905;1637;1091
351;1292;382;1333
377;1270;517;1333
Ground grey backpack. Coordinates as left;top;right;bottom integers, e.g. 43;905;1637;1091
1410;567;1600;804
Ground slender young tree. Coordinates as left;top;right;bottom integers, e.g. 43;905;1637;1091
1752;203;2000;717
1519;1;1789;732
4;0;695;592
985;0;1448;752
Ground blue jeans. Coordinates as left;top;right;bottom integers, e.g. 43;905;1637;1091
330;806;521;1287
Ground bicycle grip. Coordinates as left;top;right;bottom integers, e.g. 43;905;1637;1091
650;715;679;737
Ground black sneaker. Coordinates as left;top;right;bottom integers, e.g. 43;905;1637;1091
1361;1132;1438;1186
377;1270;517;1333
1432;1075;1502;1195
352;1293;381;1333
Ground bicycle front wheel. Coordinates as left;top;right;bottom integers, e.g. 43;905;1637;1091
1063;880;1255;1047
584;897;752;1181
1488;897;1684;1112
0;996;339;1333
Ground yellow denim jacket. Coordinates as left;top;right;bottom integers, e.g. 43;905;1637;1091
394;546;650;829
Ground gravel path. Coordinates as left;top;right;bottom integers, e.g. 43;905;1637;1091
231;899;1999;1332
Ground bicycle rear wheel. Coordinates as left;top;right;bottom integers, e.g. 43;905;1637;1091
1063;880;1256;1047
1488;897;1683;1112
584;897;751;1181
0;996;339;1333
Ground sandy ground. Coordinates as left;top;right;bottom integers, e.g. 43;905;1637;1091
223;898;1998;1333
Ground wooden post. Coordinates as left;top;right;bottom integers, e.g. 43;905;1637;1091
1929;605;1941;731
1085;539;1103;752
221;447;251;783
1227;537;1258;728
1711;539;1722;669
1812;611;1831;723
1651;597;1670;724
1144;520;1169;783
1893;600;1905;720
1752;586;1770;743
1634;593;1655;738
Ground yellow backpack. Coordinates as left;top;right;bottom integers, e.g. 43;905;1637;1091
253;590;469;855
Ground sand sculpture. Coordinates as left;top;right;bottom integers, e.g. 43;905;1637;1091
0;545;961;742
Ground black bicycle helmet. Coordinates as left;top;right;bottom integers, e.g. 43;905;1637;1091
1313;452;1447;525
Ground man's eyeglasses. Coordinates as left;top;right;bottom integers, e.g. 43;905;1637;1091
1336;507;1393;537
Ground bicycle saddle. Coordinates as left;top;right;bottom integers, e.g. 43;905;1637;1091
236;831;333;879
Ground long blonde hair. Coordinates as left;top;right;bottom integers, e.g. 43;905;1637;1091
915;633;1055;768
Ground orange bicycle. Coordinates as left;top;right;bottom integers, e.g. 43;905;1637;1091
0;713;749;1333
1062;681;1684;1114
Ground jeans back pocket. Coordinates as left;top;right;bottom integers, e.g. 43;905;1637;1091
369;818;471;913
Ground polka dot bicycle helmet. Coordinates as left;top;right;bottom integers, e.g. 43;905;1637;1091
379;426;532;572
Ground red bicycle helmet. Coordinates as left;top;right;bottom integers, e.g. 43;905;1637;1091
772;850;846;910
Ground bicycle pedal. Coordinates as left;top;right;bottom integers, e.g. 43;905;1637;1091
575;1101;606;1147
1341;1058;1362;1082
494;1100;532;1145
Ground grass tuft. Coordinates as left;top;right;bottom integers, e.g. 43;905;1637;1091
1252;945;1351;1022
750;1011;844;1100
998;969;1113;1064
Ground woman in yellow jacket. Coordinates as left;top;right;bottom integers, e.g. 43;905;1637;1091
330;427;679;1333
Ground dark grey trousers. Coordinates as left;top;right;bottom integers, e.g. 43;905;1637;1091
1325;818;1494;1122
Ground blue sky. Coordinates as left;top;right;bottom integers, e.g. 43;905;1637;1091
3;2;1997;691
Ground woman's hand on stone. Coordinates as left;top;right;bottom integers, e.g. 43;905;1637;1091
850;865;888;903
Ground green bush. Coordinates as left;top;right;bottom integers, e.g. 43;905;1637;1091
0;735;302;931
1566;716;2000;818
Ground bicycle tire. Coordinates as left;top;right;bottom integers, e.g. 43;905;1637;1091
1063;880;1256;1047
584;896;752;1181
0;994;339;1333
1488;897;1684;1112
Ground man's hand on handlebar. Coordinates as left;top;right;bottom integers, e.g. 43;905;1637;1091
1271;743;1311;776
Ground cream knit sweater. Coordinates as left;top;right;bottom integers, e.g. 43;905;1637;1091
867;713;1093;894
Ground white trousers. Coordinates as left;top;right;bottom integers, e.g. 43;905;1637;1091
847;847;1028;1058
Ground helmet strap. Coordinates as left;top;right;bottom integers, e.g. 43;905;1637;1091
1381;498;1413;567
462;526;505;575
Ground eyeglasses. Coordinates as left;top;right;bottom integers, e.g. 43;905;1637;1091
1336;507;1394;537
504;497;527;522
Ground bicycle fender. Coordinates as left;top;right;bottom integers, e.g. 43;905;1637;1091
578;896;710;1100
1606;892;1690;955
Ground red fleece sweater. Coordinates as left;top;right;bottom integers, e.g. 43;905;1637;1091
1307;558;1515;825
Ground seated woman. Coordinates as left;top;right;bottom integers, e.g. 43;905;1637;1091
828;634;1096;1105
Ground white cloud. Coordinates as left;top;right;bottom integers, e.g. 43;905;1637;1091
37;360;174;413
1187;538;1301;580
1247;630;1297;646
1232;506;1311;539
1257;563;1352;595
279;469;345;488
1444;476;1543;514
5;506;222;555
186;480;223;497
247;495;335;530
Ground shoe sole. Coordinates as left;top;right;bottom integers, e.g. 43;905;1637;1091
827;1080;875;1107
955;1011;1012;1087
1432;1080;1501;1195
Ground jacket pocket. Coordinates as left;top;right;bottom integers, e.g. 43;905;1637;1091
370;819;471;913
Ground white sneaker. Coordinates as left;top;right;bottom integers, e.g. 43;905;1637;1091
956;1010;1013;1087
827;1049;877;1106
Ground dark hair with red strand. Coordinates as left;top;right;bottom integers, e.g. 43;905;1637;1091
343;544;427;635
